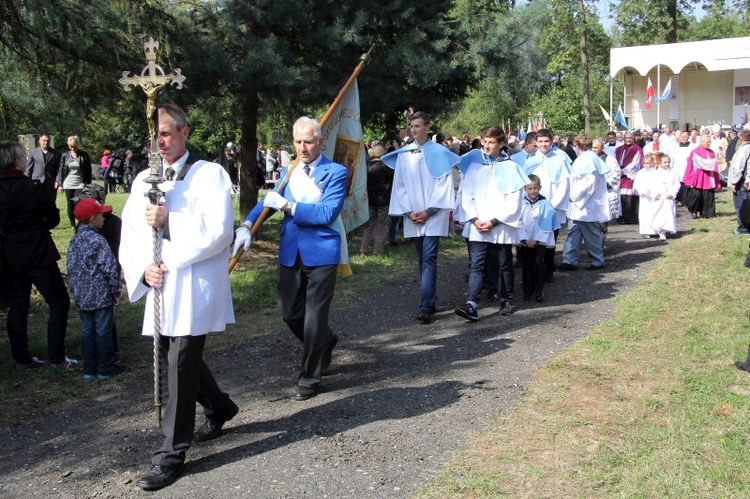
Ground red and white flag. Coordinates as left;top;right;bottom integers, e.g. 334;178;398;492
645;77;655;109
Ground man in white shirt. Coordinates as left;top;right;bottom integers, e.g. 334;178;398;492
523;129;571;283
121;105;238;491
604;131;622;157
454;126;529;320
558;134;611;271
385;111;458;323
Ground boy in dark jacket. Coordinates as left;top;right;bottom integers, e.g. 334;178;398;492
67;198;127;380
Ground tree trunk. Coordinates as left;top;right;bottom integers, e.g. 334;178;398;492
666;0;677;43
239;91;260;217
579;0;591;134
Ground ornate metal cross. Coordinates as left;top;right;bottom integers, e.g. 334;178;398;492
119;36;185;179
118;37;185;427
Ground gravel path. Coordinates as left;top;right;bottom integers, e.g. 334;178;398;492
0;209;692;498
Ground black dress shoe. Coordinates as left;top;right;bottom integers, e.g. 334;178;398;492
136;464;184;490
558;263;578;271
545;275;556;284
585;264;605;271
194;402;239;442
295;385;318;401
416;310;432;323
500;302;515;316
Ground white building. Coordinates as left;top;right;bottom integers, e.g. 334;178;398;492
610;36;750;130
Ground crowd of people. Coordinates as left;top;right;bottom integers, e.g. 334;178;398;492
356;115;750;324
2;104;750;491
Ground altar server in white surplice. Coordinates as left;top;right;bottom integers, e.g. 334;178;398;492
453;125;530;322
384;111;457;324
669;130;698;204
559;134;611;272
523;128;571;283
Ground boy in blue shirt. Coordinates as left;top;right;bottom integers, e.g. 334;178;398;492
67;198;127;380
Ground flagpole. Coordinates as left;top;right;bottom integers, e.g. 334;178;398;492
656;64;661;132
609;75;614;131
228;45;374;273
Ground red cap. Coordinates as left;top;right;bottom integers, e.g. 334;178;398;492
73;198;112;222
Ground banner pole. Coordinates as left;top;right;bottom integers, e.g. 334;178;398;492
228;45;374;273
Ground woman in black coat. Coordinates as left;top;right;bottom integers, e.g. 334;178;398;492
0;141;75;371
57;135;92;230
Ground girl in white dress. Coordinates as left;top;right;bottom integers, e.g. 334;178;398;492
633;153;658;238
650;152;681;240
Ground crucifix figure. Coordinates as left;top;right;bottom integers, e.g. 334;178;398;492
119;37;185;178
118;37;185;427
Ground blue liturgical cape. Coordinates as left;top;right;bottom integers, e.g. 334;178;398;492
523;150;572;182
458;149;530;194
381;140;458;177
571;150;611;176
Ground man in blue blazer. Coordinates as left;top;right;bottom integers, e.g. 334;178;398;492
233;116;349;400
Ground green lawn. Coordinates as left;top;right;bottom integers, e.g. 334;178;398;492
420;192;750;497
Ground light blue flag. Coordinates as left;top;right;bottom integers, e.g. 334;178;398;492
656;78;672;102
614;103;628;129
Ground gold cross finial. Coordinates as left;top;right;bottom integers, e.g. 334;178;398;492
119;36;185;179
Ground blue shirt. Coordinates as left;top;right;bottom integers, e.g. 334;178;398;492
67;225;121;311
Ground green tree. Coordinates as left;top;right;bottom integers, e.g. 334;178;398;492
683;0;748;40
441;0;549;134
170;0;475;214
0;1;167;152
612;0;696;45
541;0;611;134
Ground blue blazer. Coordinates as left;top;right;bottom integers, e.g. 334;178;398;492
245;155;349;267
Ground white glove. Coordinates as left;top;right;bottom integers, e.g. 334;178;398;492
263;191;289;211
231;225;252;258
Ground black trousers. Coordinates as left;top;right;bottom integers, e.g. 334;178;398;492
4;263;70;364
620;195;639;224
687;188;716;218
278;256;338;388
520;245;547;298
543;228;559;279
151;335;236;468
63;188;81;228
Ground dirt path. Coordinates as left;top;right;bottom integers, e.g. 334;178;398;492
0;209;692;498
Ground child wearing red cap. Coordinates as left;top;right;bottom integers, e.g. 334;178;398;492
67;198;127;379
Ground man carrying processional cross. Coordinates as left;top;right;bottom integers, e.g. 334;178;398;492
119;39;238;491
